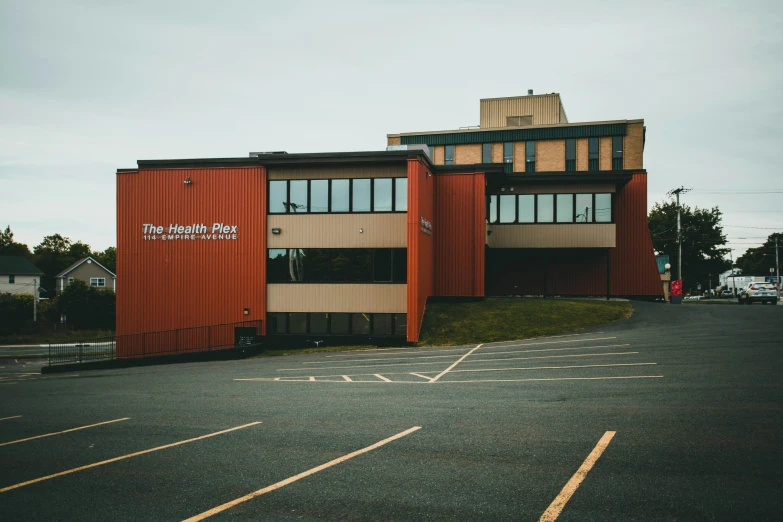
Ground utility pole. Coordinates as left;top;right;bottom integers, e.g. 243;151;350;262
33;279;37;322
729;250;737;297
777;237;780;301
667;187;691;282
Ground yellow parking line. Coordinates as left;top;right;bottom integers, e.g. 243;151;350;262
0;415;22;421
0;422;261;493
182;426;421;521
539;431;616;521
0;418;130;448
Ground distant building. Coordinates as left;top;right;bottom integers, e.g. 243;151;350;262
55;256;116;293
0;256;44;296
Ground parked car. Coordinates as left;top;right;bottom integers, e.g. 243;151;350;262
738;283;778;305
720;289;734;298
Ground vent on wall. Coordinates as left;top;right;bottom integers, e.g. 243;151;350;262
506;115;533;127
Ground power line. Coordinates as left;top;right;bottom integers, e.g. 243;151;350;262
724;225;783;230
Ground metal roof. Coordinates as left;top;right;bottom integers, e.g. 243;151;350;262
0;256;44;275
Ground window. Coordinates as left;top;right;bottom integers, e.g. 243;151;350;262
269;180;288;213
518;195;535;223
394;178;408;211
267;249;290;283
588;138;599;171
373;314;393;335
90;278;106;287
612;136;623;170
394;313;407;336
268;313;287;334
488;195;498;223
289;180;308;213
525;141;536;172
352;179;371;212
8;275;14;284
373;178;392;212
309;313;329;334
373;249;393;282
507;115;532;126
267;249;407;283
537;194;554;223
556;194;574;223
482;143;492;163
267;312;407;336
331;179;350;212
68;277;74;284
330;313;351;335
289;313;308;334
565;139;576;172
352;313;371;335
392;249;407;283
350;249;373;281
499;195;516;223
576;194;593;223
503;142;513;164
444;145;455;165
311;180;328;212
595;193;612;222
330;249;351;281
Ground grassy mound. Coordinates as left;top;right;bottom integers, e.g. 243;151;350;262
418;298;632;346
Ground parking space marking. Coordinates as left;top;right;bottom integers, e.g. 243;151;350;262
182;426;421;521
430;344;483;383
278;360;455;372
306;352;465;364
0;415;22;421
410;372;434;382
428;362;656;375
342;375;352;382
443;377;661;384
478;336;618;350
374;374;391;382
0;422;262;493
539;431;616;522
326;346;468;358
0;418;130;448
464;351;639;365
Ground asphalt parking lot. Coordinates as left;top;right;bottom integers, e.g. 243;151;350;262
1;301;781;521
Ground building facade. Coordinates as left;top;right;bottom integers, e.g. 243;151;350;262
115;94;662;356
55;257;116;293
0;256;44;297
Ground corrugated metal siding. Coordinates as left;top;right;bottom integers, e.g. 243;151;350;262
267;214;407;248
486;249;606;296
406;159;435;342
400;123;626;147
487;224;616;249
434;174;485;296
267;284;406;313
609;172;664;296
480;95;564;128
269;165;407;180
547;252;606;295
116;167;267;357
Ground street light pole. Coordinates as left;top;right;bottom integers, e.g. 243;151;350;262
776;237;780;301
667;186;691;282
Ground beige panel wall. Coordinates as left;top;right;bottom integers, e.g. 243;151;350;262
267;284;407;313
491;143;503;163
387;136;401;146
576;139;588;171
480;94;563;128
268;214;407;248
454;144;481;164
599;137;612;171
624;122;644;169
513;141;526;172
537;140;566;171
269;165;407;180
431;145;443;165
487;224;616;248
67;261;115;291
506;183;616;194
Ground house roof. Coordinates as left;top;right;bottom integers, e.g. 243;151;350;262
0;256;44;275
55;256;116;278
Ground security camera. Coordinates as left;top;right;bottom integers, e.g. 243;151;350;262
184;177;192;185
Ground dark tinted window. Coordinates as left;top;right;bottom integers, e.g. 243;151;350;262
482;143;492;163
518;195;535;223
588;138;599;157
537;194;554;223
565;139;576;160
267;249;289;282
444;145;454;165
374;249;392;282
373;178;392;212
392;248;407;282
373;314;393;335
489;195;498;223
526;141;536;161
576;194;593;222
331;179;350;212
595;193;612;222
305;248;331;282
352;179;371;212
311;180;328;212
612;136;623;158
268;312;287;334
394;314;407;336
351;249;373;281
352;313;371;335
330;313;351;335
289;180;308;213
395;178;408;211
503;142;513;163
556;194;574;223
309;313;328;334
289;313;307;334
287;248;305;281
269;181;288;214
330;249;351;281
499;195;516;223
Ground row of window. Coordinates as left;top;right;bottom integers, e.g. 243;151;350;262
440;137;624;172
268;312;407;336
488;193;613;224
268;248;407;283
269;178;408;214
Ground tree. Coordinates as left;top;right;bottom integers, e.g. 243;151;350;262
0;225;33;258
93;247;116;274
648;202;730;292
33;234;75;293
58;280;115;330
735;233;783;277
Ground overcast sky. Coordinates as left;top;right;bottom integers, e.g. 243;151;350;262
1;0;781;259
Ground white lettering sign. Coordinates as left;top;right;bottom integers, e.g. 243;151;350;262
141;223;239;241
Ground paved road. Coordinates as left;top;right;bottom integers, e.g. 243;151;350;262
0;345;49;357
1;302;781;521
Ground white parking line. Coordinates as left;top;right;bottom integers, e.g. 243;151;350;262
374;374;391;382
464;351;639;365
430;344;483;383
410;373;434;382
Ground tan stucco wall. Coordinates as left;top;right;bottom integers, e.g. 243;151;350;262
267;284;407;313
486;224;616;248
537;140;566;171
431;145;443;165
454;144;481;164
599;137;612;171
624;122;644;169
491;143;503;163
268;214;407;248
576;139;588;171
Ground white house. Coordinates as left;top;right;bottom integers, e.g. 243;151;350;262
0;256;44;296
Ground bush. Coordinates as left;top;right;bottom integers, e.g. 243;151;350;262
58;280;116;330
0;293;34;335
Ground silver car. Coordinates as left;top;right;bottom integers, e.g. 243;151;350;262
738;283;779;305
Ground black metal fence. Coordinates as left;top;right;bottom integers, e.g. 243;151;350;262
48;320;263;366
